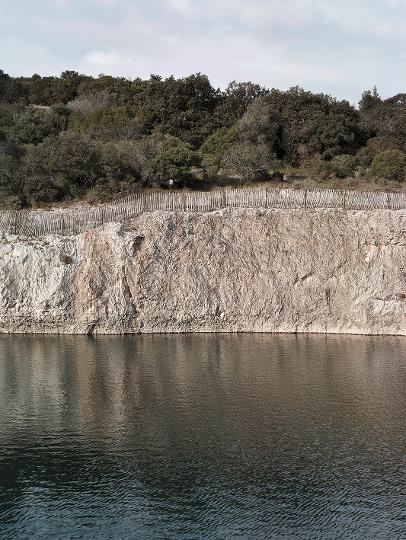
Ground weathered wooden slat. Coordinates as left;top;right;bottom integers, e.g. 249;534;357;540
0;188;404;237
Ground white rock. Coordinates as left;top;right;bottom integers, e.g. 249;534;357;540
0;208;405;335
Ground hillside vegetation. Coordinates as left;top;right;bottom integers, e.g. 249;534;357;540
0;70;405;208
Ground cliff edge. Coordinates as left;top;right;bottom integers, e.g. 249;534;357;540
0;208;405;335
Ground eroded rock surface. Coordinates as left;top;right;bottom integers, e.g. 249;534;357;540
0;208;405;335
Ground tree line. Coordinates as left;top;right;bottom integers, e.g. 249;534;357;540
0;69;405;208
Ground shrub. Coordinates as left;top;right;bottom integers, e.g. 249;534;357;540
200;126;238;176
222;142;273;182
23;175;63;205
307;154;331;179
0;143;25;206
330;154;357;178
11;106;69;144
22;132;102;204
355;136;397;168
149;136;200;186
100;141;143;185
370;150;406;181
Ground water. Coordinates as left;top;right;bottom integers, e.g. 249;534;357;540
0;334;405;539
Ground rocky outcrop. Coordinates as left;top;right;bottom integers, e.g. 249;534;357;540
0;208;405;335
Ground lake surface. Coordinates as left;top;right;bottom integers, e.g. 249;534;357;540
0;334;405;539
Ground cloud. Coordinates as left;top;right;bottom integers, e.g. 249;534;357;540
79;50;150;78
225;0;317;30
164;0;202;18
0;0;405;102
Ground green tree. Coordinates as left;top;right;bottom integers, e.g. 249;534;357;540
258;87;366;164
149;135;200;185
359;86;382;111
69;105;141;141
221;97;281;181
0;142;25;207
215;81;268;126
28;74;53;105
200;126;238;176
360;93;406;148
88;140;145;200
0;69;405;207
0;70;27;104
11;106;69;144
22;132;102;204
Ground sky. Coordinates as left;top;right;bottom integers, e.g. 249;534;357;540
0;0;405;103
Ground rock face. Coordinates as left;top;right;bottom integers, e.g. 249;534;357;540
0;208;405;335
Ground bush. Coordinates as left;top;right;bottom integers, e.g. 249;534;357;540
23;175;63;205
0;143;25;206
11;106;69;144
149;136;200;186
0;70;27;104
22;132;102;204
355;136;397;168
330;154;357;178
307;154;331;179
200;126;237;176
100;141;143;185
0;192;22;209
1;69;406;207
222;142;273;182
69;105;141;141
370;150;406;182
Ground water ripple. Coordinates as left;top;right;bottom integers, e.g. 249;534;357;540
0;334;405;539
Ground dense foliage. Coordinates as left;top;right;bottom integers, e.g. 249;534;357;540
0;71;405;207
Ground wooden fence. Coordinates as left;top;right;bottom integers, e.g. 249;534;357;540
0;188;405;237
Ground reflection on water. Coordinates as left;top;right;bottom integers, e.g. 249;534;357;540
0;334;405;539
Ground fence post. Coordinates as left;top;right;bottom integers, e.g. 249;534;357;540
13;210;18;235
304;189;308;208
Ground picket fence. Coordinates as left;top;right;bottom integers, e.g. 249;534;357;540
0;188;404;237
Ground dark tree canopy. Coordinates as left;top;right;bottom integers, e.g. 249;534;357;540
0;70;404;208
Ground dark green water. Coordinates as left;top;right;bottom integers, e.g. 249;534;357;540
0;334;405;539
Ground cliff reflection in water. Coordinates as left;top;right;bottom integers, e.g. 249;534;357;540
0;334;405;539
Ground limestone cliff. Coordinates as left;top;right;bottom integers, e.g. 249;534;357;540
0;208;405;335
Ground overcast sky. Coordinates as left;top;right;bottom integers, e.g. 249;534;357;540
0;0;405;103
